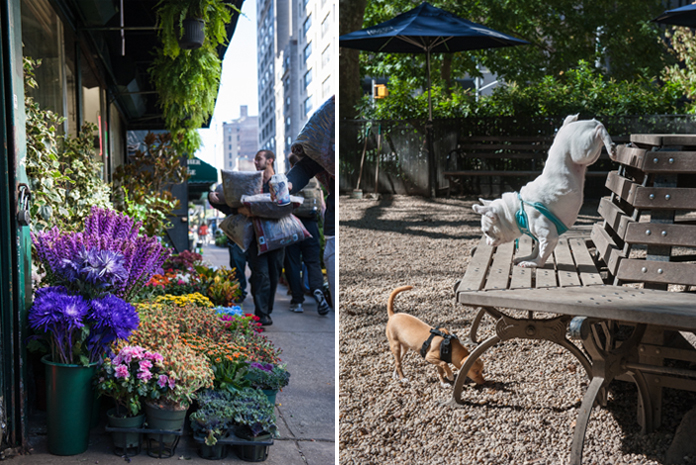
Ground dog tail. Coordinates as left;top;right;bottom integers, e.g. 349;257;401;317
387;286;413;318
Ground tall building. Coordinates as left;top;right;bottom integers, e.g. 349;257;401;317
222;105;259;171
257;0;335;172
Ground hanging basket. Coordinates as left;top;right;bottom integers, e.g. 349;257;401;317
179;18;205;50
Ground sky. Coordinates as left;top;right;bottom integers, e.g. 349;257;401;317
196;0;258;169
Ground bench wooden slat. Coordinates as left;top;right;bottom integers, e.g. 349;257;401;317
444;170;609;178
632;187;696;210
535;260;557;288
614;146;696;173
617;259;696;287
462;143;550;151
510;235;533;289
605;171;636;203
631;134;696;147
555;239;582;287
624;222;696;247
486;242;515;290
568;238;605;286
458;237;495;292
598;197;633;240
591;223;625;276
456;285;696;329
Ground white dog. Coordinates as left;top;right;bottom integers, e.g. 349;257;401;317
473;115;615;268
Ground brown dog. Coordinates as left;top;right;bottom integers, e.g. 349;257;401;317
386;286;486;387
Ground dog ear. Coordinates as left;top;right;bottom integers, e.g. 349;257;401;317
478;198;493;206
472;203;488;215
562;114;579;127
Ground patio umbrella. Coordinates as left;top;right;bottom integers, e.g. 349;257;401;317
339;2;529;196
654;4;696;27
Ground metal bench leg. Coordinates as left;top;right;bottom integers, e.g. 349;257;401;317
570;374;605;465
628;369;653;434
445;334;500;408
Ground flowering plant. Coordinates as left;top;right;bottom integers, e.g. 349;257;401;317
28;286;139;365
196;267;241;306
32;206;170;302
96;346;166;417
144;341;213;409
244;362;290;391
164;250;202;273
143;271;205;297
220;312;262;336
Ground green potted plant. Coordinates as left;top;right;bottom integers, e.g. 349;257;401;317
228;387;277;462
189;389;234;459
96;346;165;455
244;363;290;406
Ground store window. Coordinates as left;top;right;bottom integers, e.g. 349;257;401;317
21;0;66;125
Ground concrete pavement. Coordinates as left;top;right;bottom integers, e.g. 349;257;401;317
12;243;336;464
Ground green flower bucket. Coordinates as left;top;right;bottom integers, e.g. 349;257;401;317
261;389;277;406
42;355;98;455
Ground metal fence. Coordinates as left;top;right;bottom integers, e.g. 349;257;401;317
339;115;696;197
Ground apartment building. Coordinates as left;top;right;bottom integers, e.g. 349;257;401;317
222;105;259;171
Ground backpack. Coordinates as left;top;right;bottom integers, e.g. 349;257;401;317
293;178;323;218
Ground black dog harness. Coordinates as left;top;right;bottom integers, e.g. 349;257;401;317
420;326;458;363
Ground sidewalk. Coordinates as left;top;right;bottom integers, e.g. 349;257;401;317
13;243;335;464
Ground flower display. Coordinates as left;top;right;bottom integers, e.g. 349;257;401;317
28;286;139;365
220;312;262;336
189;389;234;446
96;345;165;417
163;250;202;273
32;206;170;301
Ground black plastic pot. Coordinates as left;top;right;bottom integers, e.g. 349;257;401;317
179;18;205;50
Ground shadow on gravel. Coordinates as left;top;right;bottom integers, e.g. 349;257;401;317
341;195;483;241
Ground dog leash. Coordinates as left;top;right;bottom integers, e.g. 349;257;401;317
420;326;458;364
514;192;569;247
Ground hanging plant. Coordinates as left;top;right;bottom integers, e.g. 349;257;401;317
149;46;221;147
155;0;238;58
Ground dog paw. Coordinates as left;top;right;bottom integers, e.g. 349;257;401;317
516;261;540;268
440;382;451;388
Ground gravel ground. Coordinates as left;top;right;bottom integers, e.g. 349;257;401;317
339;194;696;465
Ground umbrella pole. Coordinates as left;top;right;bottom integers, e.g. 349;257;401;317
355;126;370;191
426;50;436;198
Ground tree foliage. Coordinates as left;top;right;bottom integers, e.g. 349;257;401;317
359;61;684;120
662;26;696;114
358;0;670;90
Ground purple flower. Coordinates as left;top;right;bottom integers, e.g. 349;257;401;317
158;375;169;388
28;286;88;333
249;362;274;373
137;369;152;381
79;249;127;285
89;294;140;342
168;377;176;390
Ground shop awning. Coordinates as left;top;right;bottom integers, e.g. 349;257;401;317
187;157;218;199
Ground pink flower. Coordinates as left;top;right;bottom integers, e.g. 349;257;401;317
157;375;169;388
168;377;176;389
137;369;152;381
114;364;129;379
146;351;164;363
112;354;124;365
139;360;153;372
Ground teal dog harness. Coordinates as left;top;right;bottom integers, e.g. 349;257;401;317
515;192;568;242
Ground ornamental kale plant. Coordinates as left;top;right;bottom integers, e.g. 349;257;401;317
244;362;290;392
228;387;277;438
96;346;166;417
28;286;139;365
32;206;170;301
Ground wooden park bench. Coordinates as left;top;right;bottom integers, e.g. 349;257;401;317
447;134;696;464
443;135;627;197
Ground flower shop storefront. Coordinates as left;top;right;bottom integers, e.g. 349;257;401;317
0;0;248;456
